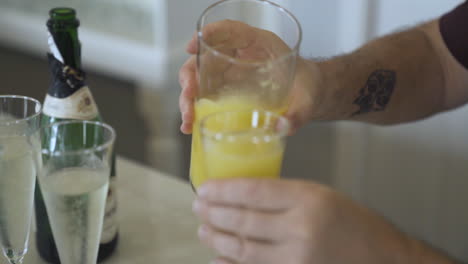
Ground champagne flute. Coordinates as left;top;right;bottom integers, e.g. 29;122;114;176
38;121;115;264
0;95;42;264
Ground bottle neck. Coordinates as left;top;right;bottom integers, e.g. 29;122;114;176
47;19;81;69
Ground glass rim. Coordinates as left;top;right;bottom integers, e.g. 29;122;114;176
0;95;42;126
200;109;290;141
40;120;116;157
197;0;302;66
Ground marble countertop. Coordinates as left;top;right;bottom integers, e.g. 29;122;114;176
25;157;213;264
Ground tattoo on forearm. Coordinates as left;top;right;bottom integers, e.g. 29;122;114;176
352;70;396;116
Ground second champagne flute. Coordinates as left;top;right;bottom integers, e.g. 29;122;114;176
37;121;115;264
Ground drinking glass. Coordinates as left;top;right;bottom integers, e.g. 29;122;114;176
0;95;42;264
38;121;115;264
190;0;302;189
200;110;290;181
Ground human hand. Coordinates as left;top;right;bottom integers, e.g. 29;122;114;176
192;178;416;264
179;20;322;134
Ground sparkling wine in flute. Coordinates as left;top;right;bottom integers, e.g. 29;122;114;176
0;137;39;261
41;167;109;264
0;96;42;264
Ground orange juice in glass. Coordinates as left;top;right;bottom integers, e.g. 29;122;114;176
199;110;290;183
190;0;302;189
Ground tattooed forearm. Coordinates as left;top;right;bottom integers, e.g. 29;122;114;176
352;70;397;116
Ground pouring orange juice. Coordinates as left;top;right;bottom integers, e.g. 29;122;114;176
191;0;302;189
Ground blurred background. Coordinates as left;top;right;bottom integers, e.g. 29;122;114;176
0;0;467;261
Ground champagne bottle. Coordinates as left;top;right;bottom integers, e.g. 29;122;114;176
35;7;119;263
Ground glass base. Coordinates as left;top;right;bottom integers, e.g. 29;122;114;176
3;249;25;264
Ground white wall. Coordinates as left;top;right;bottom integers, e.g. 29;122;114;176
281;0;341;57
374;0;463;36
276;0;373;56
328;0;468;260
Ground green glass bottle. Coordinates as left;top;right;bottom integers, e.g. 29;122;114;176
35;7;119;263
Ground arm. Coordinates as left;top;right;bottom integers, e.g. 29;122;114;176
306;20;468;125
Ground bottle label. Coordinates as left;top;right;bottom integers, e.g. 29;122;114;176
43;86;99;120
101;177;118;243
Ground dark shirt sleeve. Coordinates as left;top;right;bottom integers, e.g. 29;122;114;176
440;1;468;69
